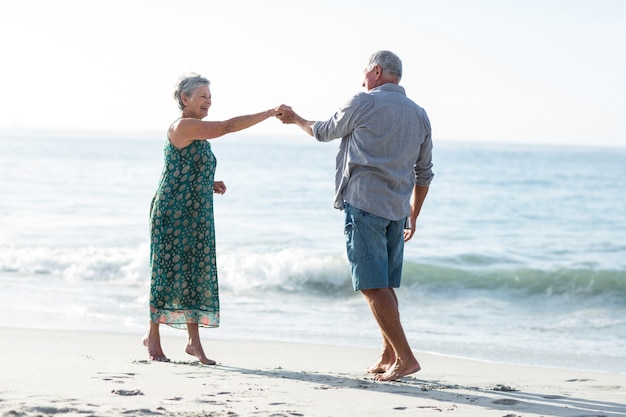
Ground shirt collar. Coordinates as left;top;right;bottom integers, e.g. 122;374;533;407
370;83;406;95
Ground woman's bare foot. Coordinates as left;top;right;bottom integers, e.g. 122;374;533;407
374;358;421;382
185;343;216;365
142;335;169;362
184;323;216;365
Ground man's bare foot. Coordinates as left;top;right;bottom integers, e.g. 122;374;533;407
367;359;395;374
185;344;216;365
367;351;396;374
142;336;169;362
374;359;421;382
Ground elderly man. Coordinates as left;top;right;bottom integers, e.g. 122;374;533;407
277;50;433;381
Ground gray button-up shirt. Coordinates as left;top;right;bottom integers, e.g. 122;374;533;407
312;83;433;221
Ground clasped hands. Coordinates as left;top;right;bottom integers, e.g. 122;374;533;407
274;105;296;124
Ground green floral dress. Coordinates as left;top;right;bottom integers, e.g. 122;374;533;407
149;139;220;329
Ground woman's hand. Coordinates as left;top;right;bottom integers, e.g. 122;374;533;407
213;181;227;195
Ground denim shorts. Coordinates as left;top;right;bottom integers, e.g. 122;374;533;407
344;203;405;291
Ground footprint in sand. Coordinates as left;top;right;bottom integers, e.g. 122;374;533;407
97;372;137;383
111;389;143;396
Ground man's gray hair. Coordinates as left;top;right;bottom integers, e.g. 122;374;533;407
174;72;210;110
367;50;402;81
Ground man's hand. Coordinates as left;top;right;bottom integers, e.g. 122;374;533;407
403;225;415;242
276;105;296;124
276;105;315;136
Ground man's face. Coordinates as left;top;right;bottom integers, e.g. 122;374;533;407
362;65;378;91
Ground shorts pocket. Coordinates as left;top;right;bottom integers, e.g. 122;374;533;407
344;218;371;263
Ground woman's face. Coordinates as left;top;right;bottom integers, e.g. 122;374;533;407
183;85;212;118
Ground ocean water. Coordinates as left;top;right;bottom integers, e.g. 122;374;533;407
1;130;625;374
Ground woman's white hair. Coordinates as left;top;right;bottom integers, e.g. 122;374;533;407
173;72;210;110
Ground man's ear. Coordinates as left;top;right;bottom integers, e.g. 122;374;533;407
374;65;383;79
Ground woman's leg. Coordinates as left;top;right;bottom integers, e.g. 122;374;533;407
142;321;169;362
185;323;216;365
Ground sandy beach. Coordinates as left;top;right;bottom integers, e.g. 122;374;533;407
1;327;624;417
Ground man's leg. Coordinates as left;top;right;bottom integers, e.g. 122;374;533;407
366;289;398;373
362;287;420;381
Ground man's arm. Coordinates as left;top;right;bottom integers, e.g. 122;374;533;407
404;185;429;242
277;105;316;136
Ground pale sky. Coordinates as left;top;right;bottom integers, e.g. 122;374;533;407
1;0;625;146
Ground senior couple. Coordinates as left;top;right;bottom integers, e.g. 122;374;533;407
143;50;434;382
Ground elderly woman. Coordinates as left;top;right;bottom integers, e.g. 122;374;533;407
143;73;280;364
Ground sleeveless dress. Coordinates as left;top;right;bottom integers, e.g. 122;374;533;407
149;139;220;329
